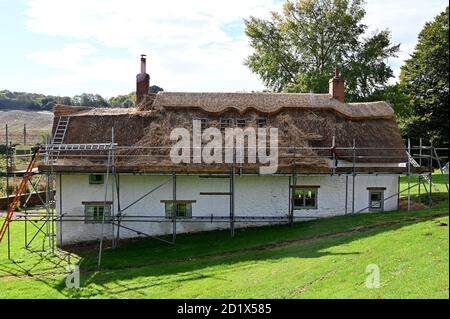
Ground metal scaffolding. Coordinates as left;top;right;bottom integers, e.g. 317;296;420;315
1;123;448;269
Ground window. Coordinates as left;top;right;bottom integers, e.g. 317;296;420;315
236;119;246;128
256;117;268;127
89;174;104;184
84;203;111;223
292;187;318;209
369;190;384;211
196;118;208;130
220;118;233;131
164;202;193;219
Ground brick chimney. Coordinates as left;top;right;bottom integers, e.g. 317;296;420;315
329;68;345;102
136;54;150;104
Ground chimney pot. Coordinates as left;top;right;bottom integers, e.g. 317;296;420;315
329;67;345;103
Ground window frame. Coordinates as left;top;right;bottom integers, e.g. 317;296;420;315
89;174;105;185
220;118;233;131
83;202;112;224
236;119;247;128
195;118;208;131
368;190;384;211
256;117;268;127
161;200;195;219
292;186;319;210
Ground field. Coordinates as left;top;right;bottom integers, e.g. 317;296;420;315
0;196;447;298
0;110;53;145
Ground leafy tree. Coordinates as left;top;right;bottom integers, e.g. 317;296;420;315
72;93;110;107
109;92;135;108
244;0;399;101
149;85;164;94
399;7;449;148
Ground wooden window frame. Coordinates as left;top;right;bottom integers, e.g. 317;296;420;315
292;186;319;210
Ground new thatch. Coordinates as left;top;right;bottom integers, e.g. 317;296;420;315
42;92;408;174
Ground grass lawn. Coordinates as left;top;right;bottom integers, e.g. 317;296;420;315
399;171;448;196
0;196;448;299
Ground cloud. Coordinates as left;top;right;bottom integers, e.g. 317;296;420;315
23;0;448;95
23;0;281;95
363;0;448;79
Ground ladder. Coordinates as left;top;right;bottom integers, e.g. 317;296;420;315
52;116;70;145
49;143;115;151
0;148;41;243
50;116;70;161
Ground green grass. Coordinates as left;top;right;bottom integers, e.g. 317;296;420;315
0;199;448;299
400;172;448;196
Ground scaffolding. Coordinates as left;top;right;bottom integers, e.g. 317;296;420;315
1;123;448;269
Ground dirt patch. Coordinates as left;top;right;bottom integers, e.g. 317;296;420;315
398;199;428;211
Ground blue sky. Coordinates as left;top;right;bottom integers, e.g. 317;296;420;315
0;0;448;97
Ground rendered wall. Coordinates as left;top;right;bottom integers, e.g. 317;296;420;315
55;173;398;244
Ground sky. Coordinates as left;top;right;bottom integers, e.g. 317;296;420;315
0;0;448;98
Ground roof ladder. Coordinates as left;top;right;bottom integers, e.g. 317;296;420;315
51;116;70;160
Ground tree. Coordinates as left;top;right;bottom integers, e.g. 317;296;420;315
399;7;449;148
109;92;135;108
244;0;400;101
72;93;110;107
149;85;164;94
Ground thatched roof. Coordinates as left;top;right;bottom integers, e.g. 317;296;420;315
43;92;408;174
141;92;395;119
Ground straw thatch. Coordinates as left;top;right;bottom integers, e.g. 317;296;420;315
46;92;407;173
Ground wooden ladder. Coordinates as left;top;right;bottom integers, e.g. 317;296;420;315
0;148;41;243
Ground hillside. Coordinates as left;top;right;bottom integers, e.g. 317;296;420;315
0;110;53;145
0;201;448;298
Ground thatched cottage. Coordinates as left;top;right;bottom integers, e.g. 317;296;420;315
40;56;411;245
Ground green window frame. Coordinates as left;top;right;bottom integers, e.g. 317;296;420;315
165;202;193;219
293;187;318;210
84;204;111;223
89;174;104;184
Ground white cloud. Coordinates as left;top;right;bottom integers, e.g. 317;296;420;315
364;0;448;80
23;0;448;95
24;0;281;96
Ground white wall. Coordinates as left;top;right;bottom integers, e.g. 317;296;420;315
293;175;398;219
55;172;399;244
